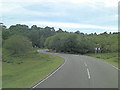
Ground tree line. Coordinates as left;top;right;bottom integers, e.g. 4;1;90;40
2;24;118;55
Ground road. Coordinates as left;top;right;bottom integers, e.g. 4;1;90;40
33;50;118;88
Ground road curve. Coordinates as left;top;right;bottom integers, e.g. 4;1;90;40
33;50;118;88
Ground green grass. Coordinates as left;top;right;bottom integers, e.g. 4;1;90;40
86;52;118;67
2;49;64;88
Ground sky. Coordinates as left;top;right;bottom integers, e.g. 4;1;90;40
0;0;119;34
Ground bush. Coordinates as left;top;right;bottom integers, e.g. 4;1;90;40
3;35;32;55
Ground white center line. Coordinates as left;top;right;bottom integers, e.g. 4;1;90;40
84;62;87;67
87;68;91;79
84;62;91;79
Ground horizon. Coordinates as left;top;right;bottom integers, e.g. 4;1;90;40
2;23;119;34
1;0;118;34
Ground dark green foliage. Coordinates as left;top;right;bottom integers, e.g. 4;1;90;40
75;31;80;34
56;28;64;33
2;24;118;54
9;24;29;32
27;26;55;48
45;33;96;54
27;29;39;47
2;29;13;40
45;32;118;54
3;35;32;55
91;34;118;53
31;25;38;31
3;24;56;48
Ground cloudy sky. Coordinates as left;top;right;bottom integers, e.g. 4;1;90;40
0;0;119;33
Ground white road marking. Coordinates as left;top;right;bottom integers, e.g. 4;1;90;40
85;54;119;70
84;62;87;67
31;57;68;88
112;65;118;70
87;68;91;79
84;62;91;79
100;59;119;70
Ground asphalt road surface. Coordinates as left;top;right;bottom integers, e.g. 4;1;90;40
33;50;118;88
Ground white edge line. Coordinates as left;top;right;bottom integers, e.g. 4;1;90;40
87;68;91;79
31;57;67;88
112;65;118;70
84;55;119;70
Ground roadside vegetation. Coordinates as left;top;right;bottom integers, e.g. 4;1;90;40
2;24;64;88
2;49;64;88
1;23;119;87
86;53;118;67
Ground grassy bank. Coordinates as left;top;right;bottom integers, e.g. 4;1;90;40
2;49;64;88
86;52;118;67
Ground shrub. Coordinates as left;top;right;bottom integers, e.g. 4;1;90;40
3;35;32;55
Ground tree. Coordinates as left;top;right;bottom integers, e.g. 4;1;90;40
9;24;29;33
27;29;39;47
63;34;78;53
75;31;80;34
3;35;32;55
31;25;38;30
2;29;12;40
39;35;45;48
56;28;64;33
2;24;118;54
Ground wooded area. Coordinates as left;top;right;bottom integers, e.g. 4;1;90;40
2;24;118;55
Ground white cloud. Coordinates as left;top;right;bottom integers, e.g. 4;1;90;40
1;0;118;7
1;2;66;17
1;3;22;14
0;1;2;17
1;0;118;16
103;0;118;7
0;0;119;7
1;0;118;34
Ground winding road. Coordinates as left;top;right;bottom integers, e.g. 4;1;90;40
32;50;118;88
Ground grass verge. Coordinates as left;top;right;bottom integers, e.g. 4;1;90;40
2;49;64;88
85;52;118;67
